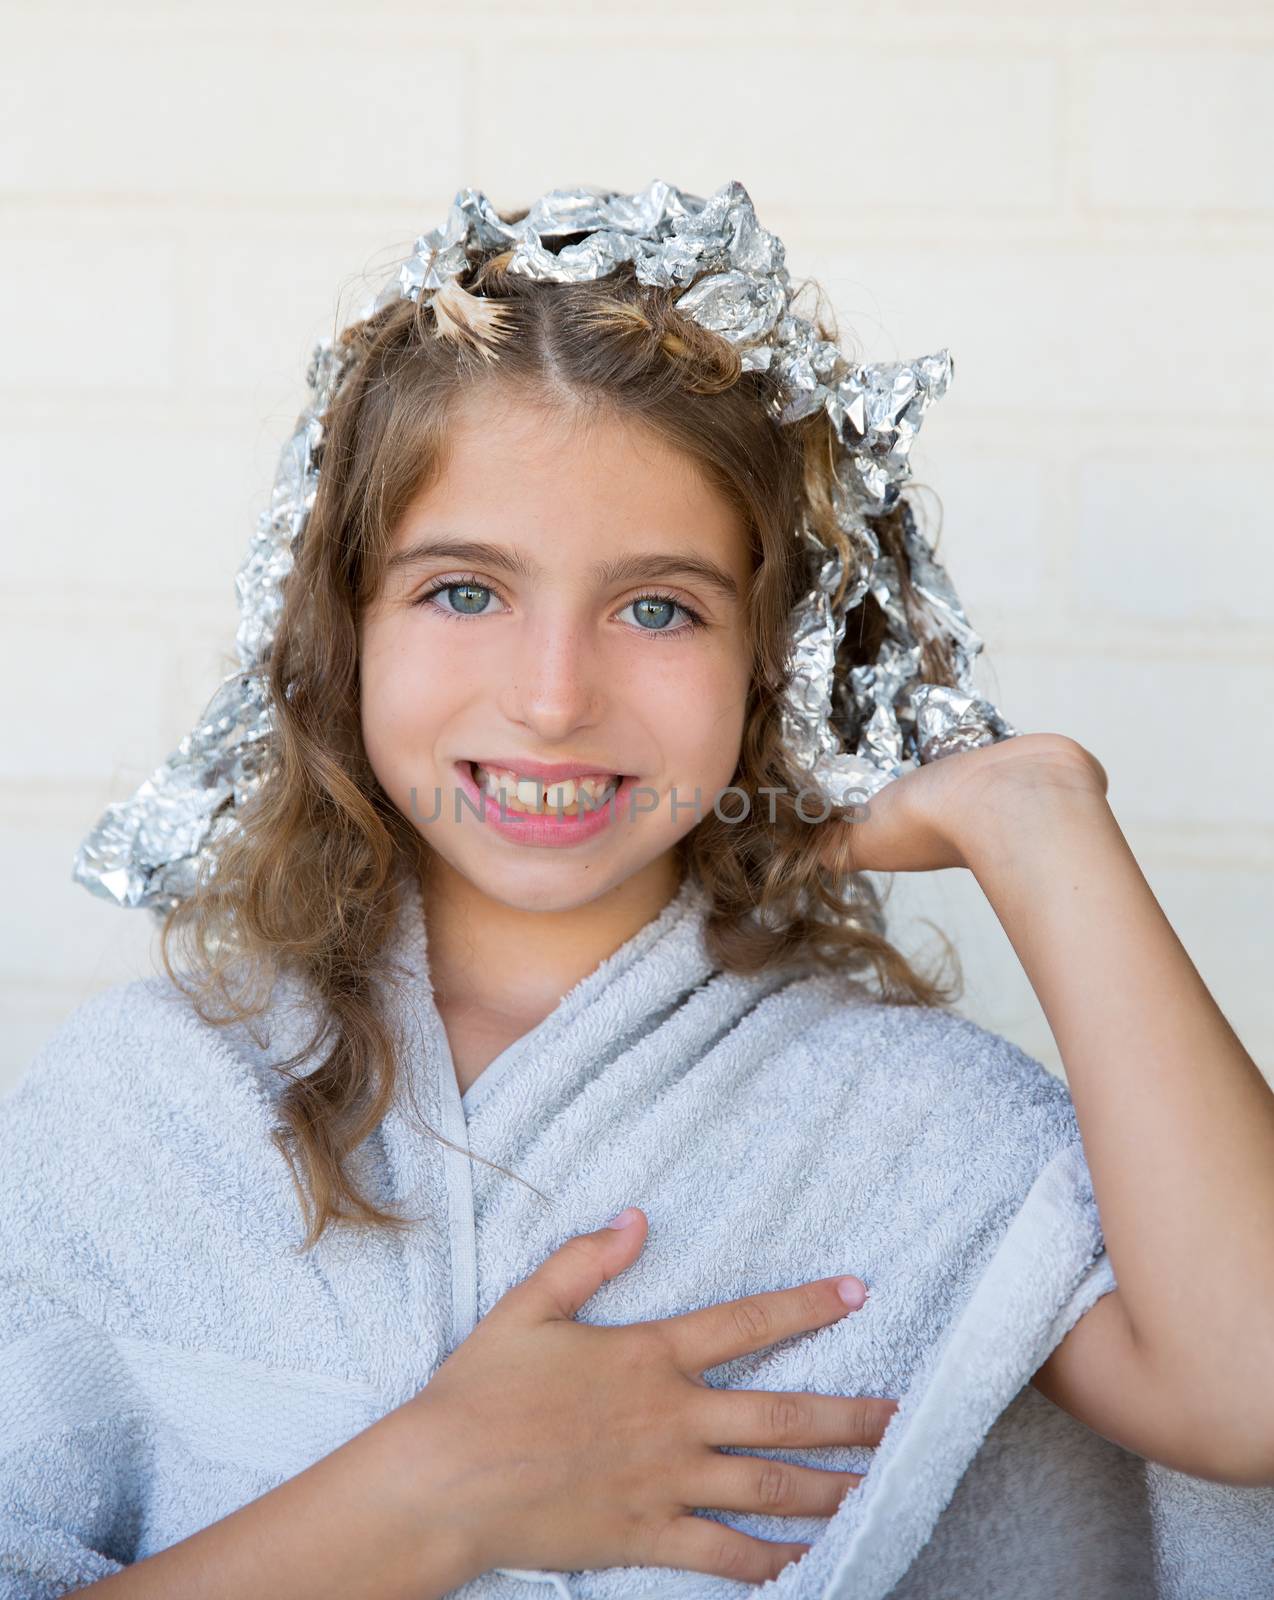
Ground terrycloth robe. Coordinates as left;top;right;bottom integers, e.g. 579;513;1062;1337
2;873;1272;1599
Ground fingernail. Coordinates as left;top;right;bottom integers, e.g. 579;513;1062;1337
837;1277;867;1309
606;1207;640;1229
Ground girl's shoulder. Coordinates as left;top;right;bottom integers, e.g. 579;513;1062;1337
3;976;185;1138
0;971;303;1251
783;973;1080;1167
791;971;1070;1091
0;972;345;1376
5;962;315;1122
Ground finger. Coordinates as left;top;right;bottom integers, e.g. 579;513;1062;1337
650;1276;868;1376
693;1451;863;1518
502;1209;648;1323
655;1516;812;1585
691;1388;901;1449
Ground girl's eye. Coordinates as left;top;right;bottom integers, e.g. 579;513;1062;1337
616;594;707;638
413;579;503;619
411;577;706;638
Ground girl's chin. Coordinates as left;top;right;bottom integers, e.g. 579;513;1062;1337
436;858;643;913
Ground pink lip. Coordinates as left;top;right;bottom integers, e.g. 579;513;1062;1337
466;754;628;784
454;760;637;848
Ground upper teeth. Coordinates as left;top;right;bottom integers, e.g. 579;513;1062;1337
472;763;619;813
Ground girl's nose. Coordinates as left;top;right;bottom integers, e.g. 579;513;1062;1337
498;610;604;741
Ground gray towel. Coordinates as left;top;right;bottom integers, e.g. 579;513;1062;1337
2;873;1271;1598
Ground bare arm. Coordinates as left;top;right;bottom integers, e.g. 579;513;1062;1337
951;745;1274;1485
76;1400;480;1600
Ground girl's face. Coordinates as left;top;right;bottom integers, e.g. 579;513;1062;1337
358;385;754;915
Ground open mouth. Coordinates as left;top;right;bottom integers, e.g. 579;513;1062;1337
465;760;627;817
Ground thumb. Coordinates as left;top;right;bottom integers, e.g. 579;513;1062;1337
511;1207;648;1323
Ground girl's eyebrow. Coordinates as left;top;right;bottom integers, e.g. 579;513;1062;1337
384;535;740;603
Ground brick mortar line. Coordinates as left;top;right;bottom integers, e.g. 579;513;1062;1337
5;15;1274;46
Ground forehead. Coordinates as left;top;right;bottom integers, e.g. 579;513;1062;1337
393;385;752;568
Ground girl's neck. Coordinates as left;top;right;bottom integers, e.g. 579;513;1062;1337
419;850;685;1027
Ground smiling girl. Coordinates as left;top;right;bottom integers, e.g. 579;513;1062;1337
357;383;755;1090
4;186;1273;1599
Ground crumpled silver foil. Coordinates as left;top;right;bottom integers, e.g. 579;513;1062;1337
73;177;1015;916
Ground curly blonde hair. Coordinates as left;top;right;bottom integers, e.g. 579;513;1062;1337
158;208;965;1252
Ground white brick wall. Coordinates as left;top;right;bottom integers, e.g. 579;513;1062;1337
2;3;1270;1094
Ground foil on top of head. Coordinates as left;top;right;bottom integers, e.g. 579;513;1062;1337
73;176;1015;915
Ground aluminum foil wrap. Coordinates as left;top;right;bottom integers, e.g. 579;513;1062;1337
73;177;1016;915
